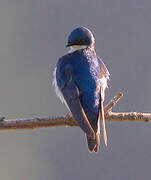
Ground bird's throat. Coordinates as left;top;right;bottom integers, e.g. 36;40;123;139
68;45;87;53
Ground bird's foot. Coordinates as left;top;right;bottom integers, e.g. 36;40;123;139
65;112;72;118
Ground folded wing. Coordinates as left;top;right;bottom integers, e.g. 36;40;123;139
56;59;95;139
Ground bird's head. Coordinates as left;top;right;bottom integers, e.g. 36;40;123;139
66;27;95;53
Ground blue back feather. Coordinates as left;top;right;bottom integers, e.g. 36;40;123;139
56;49;101;113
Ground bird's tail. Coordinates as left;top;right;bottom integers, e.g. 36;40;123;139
86;132;100;153
85;94;107;153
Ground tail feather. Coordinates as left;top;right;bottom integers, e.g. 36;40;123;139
85;92;107;152
86;132;100;153
99;98;107;146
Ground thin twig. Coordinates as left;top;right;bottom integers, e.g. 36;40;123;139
0;92;150;130
104;92;123;113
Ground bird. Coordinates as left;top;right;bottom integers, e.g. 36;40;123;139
53;27;110;153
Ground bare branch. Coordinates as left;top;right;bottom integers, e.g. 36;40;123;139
0;92;150;130
106;112;151;122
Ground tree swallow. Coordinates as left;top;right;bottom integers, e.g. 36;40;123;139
53;27;110;153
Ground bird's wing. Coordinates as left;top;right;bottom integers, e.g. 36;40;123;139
97;56;110;80
99;95;107;146
97;56;109;146
56;58;95;139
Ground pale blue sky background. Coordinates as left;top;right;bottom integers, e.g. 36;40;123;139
0;0;151;179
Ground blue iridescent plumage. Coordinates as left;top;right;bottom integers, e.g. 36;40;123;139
53;27;109;153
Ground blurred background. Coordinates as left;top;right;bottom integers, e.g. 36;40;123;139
0;0;151;179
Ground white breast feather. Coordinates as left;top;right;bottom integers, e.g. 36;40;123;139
100;76;107;100
95;76;107;106
52;68;69;109
97;76;108;135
